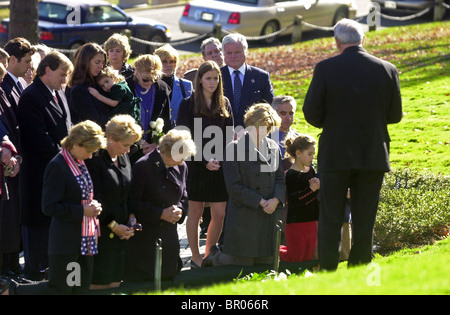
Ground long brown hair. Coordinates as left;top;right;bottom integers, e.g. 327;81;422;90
68;43;106;88
193;61;229;119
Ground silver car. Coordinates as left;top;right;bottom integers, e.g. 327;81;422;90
179;0;357;44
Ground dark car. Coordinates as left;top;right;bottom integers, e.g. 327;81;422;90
0;0;171;55
371;0;448;20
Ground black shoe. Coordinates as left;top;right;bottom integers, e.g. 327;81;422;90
201;245;220;268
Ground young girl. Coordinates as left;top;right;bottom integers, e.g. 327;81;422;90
88;66;141;123
176;60;234;268
279;133;320;262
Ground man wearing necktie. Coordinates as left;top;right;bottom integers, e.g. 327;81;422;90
233;69;242;119
0;37;36;279
2;38;35;111
17;51;74;281
220;33;274;129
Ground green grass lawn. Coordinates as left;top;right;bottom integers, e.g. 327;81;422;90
269;22;450;174
178;21;450;173
166;21;450;296
161;237;450;295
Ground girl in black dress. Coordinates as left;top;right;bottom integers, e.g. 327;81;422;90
176;61;234;268
280;134;320;262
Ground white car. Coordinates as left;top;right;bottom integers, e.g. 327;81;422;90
179;0;357;44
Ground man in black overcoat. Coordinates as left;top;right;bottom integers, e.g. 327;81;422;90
17;51;73;280
0;37;35;278
303;19;402;271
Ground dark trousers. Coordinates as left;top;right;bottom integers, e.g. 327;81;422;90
22;225;49;280
10;254;93;295
318;169;385;270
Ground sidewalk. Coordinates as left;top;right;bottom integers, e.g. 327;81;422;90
18;219;204;272
178;218;206;271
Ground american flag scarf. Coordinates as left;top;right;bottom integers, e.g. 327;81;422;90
61;148;100;256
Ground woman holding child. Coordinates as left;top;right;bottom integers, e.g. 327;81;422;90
69;43;109;127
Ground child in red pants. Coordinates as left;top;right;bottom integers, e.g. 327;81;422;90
280;134;319;262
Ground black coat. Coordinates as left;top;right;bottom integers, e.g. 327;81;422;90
303;46;403;172
0;87;19;144
85;149;132;249
126;78;172;133
0;86;21;253
17;76;72;226
1;73;26;114
41;153;84;255
70;83;110;127
125;149;188;281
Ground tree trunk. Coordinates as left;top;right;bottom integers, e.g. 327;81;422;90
8;0;39;44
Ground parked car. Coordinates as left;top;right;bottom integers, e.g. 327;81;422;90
0;0;171;55
179;0;357;44
371;0;448;20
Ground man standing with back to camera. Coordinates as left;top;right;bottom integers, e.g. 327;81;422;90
303;19;402;271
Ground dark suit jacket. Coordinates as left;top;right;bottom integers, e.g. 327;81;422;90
1;73;27;113
303;46;402;172
221;64;274;128
125;149;188;280
0;88;19;144
41;153;84;255
17;76;72;226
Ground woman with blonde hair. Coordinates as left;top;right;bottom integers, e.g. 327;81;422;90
154;44;192;124
6;120;105;295
125;129;195;281
177;60;234;268
202;103;286;268
104;33;134;80
127;54;171;162
86;114;143;290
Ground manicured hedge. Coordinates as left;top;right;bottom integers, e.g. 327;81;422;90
375;169;450;251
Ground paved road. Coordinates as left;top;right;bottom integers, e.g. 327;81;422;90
128;0;448;55
128;0;374;54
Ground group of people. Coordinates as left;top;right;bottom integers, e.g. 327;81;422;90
0;17;402;295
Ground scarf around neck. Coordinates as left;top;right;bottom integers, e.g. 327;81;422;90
61;148;100;256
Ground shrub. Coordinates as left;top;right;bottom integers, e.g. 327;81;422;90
374;169;450;252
